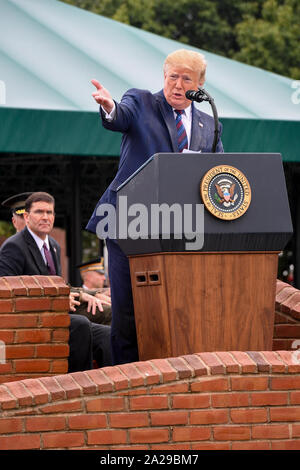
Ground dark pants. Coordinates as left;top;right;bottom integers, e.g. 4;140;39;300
68;314;112;372
106;238;139;365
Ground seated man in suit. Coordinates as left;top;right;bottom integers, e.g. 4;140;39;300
0;191;112;372
86;48;224;366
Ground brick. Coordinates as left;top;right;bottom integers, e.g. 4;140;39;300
46;276;70;295
291;392;300;404
275;325;300;338
26;416;66;432
130;395;168;410
0;435;40;450
69;414;107;430
290;302;300;320
246;351;270;372
181;354;208;376
212;392;250;408
50;360;68;374
129;428;169;444
117;363;145;387
87;430;127;445
86;397;124;412
33;276;58;296
213;426;251;441
271;376;300;390
15;297;51;312
251;391;288;406
3;277;27;295
270;407;300;422
190;409;228;425
21;378;49;405
0;386;18;409
230;352;257;373
55;374;82;399
276;279;288;294
191;377;228;393
149;358;177;382
110;412;149;428
172;427;211;442
275;286;296;309
16;329;51;344
232;441;270;450
276;351;300;372
0;278;12;298
0;314;39;328
167;357;193;379
0;330;15;344
191;443;231;450
40;313;70;327
280;292;300;315
152;444;191;450
40;400;82;414
20;276;43;296
231;377;268;391
70;372;97;395
52;329;69;342
230;408;267;423
36;344;69;358
172;394;210;409
42;432;84;449
134;361;161;385
0;417;23;434
292;424;300;437
215;352;240;373
272;440;300;450
149;383;188;394
38;376;66;401
197;352;225;374
102;366;129;390
5;345;35;359
51;298;70;311
260;351;287;373
252;424;290;439
0;300;13;313
0;363;13;375
4;381;33;406
15;359;51;373
150;411;188;426
85;369;114;393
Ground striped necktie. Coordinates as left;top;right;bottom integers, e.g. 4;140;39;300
175;109;188;152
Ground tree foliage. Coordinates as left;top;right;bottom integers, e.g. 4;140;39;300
62;0;300;78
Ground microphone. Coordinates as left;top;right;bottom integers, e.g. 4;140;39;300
185;88;210;103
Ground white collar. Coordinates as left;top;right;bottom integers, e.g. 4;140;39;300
173;105;192;120
27;227;50;251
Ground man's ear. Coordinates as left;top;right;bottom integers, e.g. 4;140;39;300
23;211;29;224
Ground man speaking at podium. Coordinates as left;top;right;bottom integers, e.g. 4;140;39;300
87;48;224;365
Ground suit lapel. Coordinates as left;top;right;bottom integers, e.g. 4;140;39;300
190;105;204;151
155;91;178;152
49;238;61;276
22;228;49;275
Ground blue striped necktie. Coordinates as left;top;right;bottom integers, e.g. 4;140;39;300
175;109;188;152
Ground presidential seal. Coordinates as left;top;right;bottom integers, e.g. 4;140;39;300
200;165;251;220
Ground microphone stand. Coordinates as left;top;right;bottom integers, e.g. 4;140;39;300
189;88;219;153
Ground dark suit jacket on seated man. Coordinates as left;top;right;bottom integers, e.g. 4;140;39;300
86;49;224;366
0;192;112;372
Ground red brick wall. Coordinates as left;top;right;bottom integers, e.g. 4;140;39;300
0;351;299;450
0;276;70;384
273;280;300;351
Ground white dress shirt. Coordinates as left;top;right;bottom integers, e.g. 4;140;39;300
27;227;50;266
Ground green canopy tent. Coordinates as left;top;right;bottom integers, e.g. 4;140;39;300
1;0;299;284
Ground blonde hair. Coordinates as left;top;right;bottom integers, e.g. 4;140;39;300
164;49;207;84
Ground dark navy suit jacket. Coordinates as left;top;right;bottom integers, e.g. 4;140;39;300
0;227;61;277
86;88;223;233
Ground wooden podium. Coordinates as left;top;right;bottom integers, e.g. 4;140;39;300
116;153;293;360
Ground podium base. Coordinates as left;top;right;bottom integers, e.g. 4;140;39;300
129;252;278;361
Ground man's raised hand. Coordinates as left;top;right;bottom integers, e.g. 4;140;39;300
91;79;114;114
